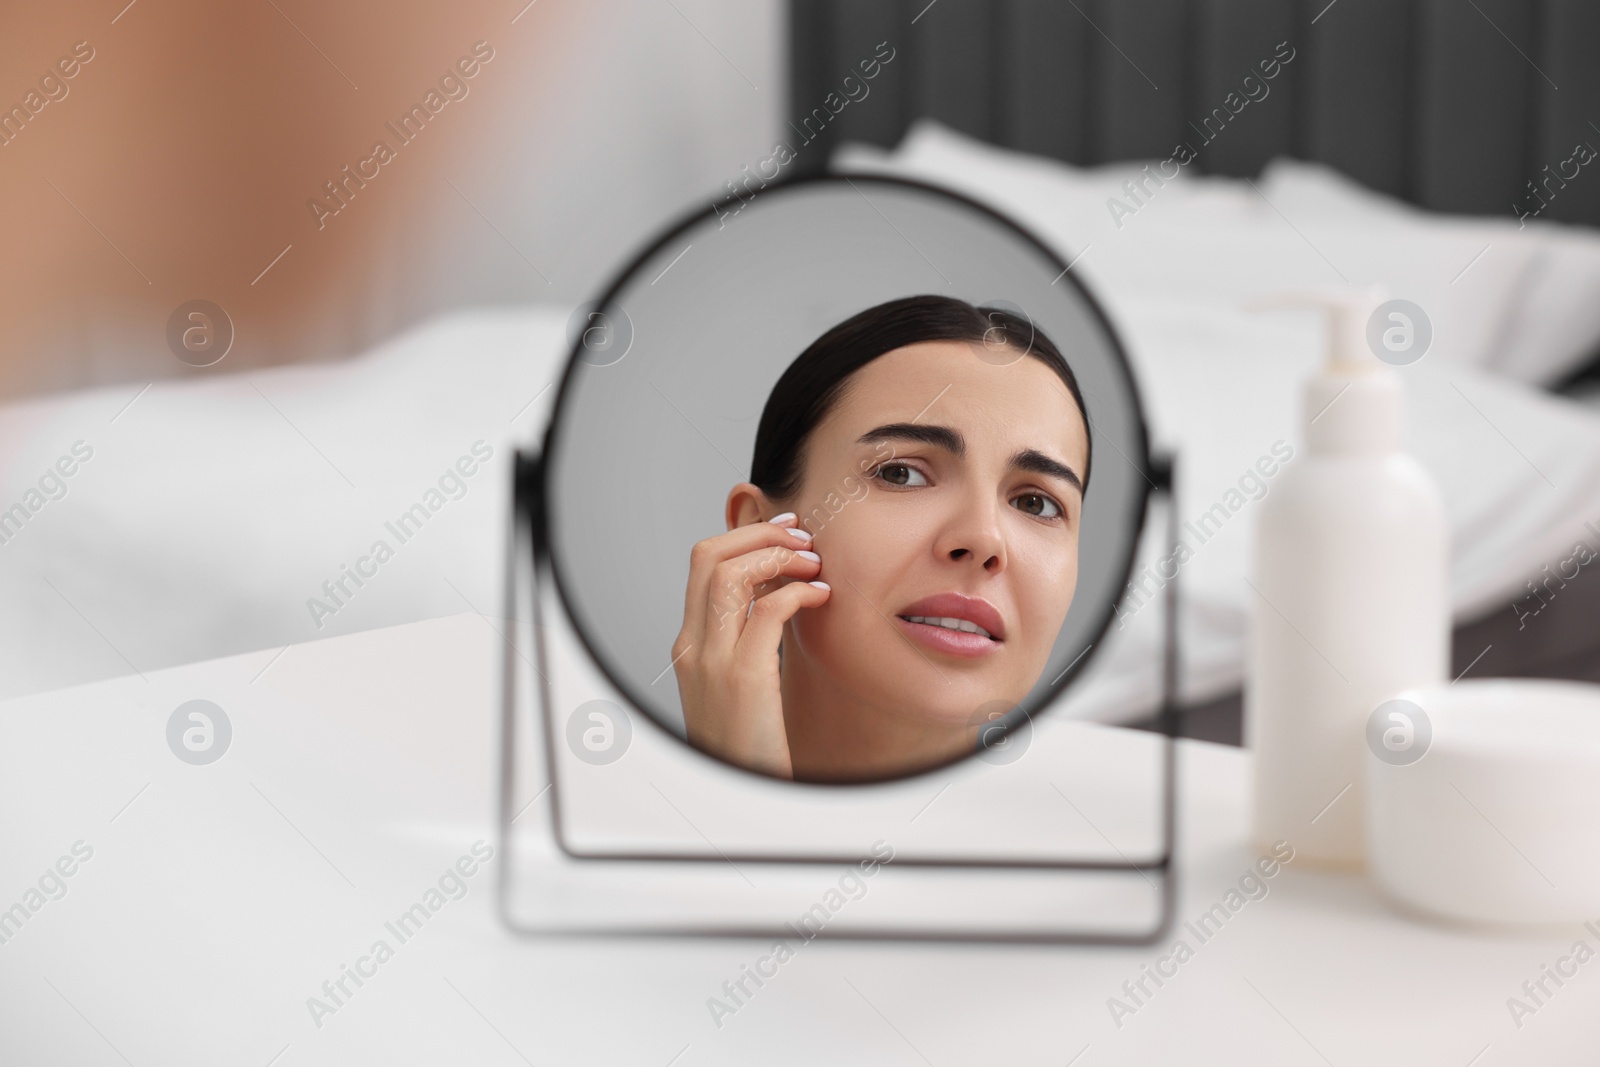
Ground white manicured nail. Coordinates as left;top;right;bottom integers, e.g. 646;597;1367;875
768;512;796;524
809;581;830;590
786;527;813;542
796;550;820;563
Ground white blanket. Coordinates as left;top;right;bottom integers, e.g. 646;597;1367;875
3;298;1598;723
5;236;1600;722
0;309;562;701
1057;296;1600;722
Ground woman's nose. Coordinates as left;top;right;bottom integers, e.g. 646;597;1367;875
937;499;1006;572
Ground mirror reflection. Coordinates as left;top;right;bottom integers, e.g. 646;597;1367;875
542;176;1148;785
671;295;1093;782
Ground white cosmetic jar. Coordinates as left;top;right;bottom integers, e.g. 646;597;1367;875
1364;679;1600;926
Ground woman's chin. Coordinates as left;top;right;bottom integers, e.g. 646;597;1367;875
880;694;1010;734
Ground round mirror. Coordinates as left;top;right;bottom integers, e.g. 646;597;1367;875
540;174;1150;785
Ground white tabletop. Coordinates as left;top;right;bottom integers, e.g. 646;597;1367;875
1;614;1594;1065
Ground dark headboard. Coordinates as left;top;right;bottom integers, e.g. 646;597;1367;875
788;0;1600;227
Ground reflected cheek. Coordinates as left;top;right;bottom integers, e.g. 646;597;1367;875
1061;546;1081;601
786;582;881;683
788;515;901;659
1016;546;1079;655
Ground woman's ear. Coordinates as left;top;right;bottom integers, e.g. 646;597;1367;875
726;482;777;532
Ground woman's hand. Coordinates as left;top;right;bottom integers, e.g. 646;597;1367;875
672;512;830;778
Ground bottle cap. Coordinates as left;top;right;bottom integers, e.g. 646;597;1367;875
1247;287;1402;454
1246;287;1388;375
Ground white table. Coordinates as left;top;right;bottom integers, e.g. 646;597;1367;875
1;615;1593;1065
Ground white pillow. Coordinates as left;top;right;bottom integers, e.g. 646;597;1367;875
832;120;1538;374
835;118;1227;240
1261;157;1600;386
1083;211;1536;374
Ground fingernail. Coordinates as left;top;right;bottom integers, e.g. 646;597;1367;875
787;527;813;542
768;512;796;524
809;580;830;590
796;550;820;563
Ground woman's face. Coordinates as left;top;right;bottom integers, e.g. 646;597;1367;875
778;339;1090;733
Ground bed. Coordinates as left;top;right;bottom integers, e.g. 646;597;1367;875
2;1;1598;746
790;0;1600;741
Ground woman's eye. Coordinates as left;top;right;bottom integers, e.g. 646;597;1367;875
1013;492;1062;519
875;463;928;487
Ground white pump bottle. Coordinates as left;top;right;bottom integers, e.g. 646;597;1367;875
1245;289;1450;868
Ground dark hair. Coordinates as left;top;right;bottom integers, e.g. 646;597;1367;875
750;294;1092;501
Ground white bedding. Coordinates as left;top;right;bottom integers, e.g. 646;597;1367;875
836;121;1600;388
0;309;564;702
833;121;1600;720
3;134;1599;722
1055;296;1600;722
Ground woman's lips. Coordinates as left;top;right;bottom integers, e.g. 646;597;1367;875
894;616;1002;658
895;592;1006;641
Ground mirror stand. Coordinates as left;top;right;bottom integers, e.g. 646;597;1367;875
497;451;1180;943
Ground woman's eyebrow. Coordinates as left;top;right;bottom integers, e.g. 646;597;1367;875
857;422;963;453
857;424;1083;494
1011;448;1084;495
